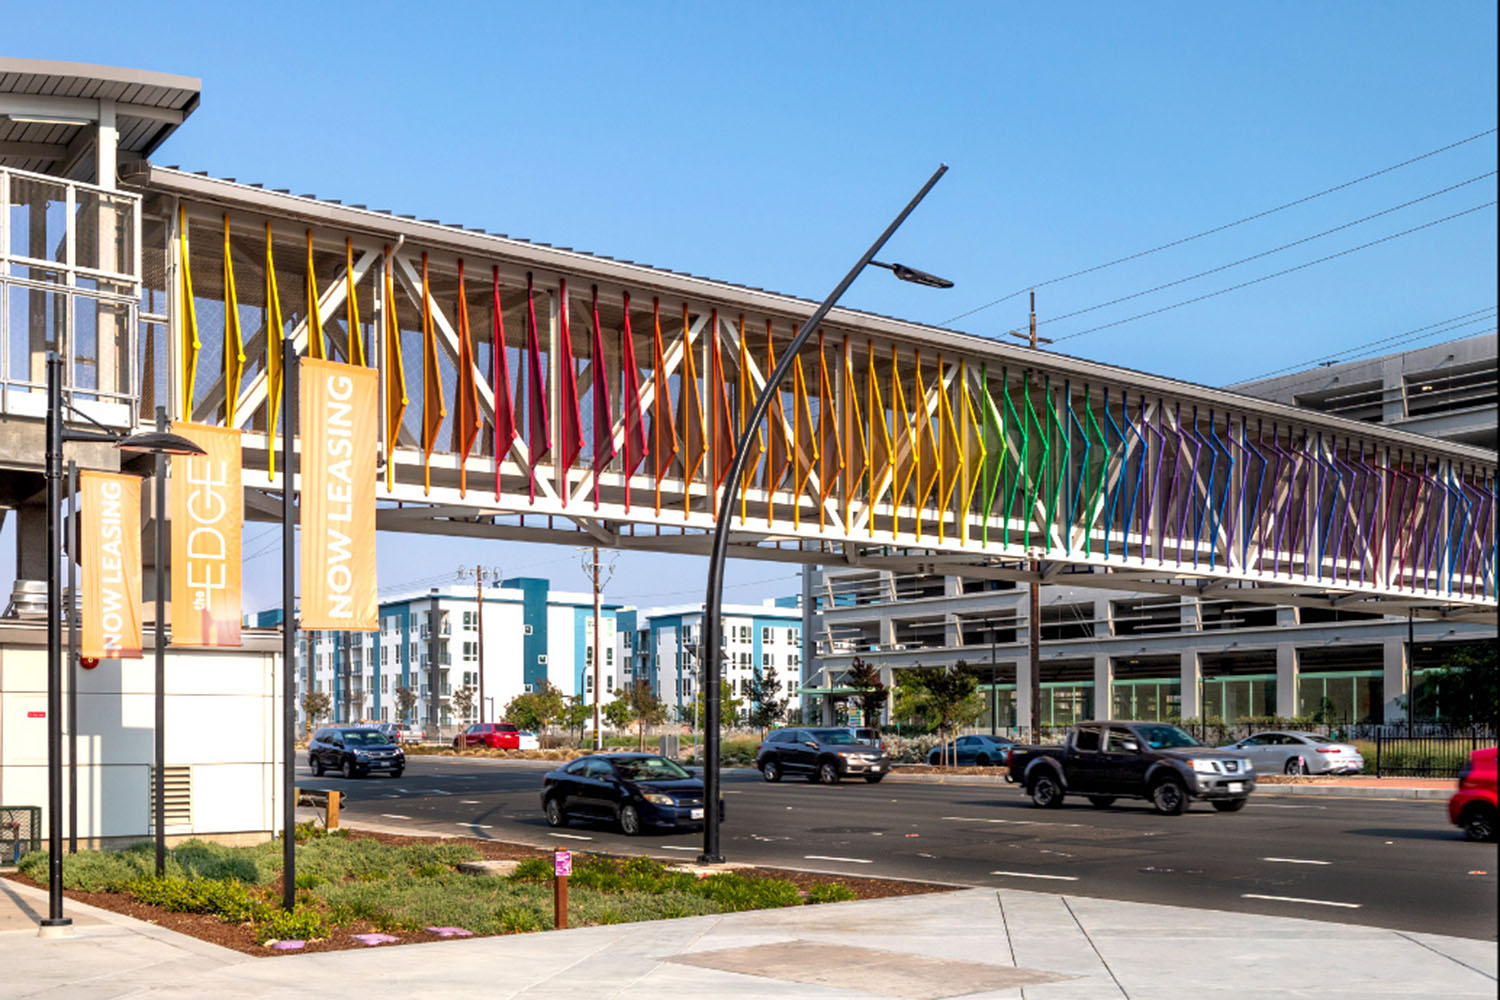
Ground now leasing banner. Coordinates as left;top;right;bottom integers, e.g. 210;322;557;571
170;423;243;646
300;357;378;630
81;471;143;659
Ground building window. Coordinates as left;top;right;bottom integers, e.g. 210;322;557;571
586;647;595;666
606;676;614;692
538;654;548;665
524;624;534;636
605;648;614;666
762;653;772;667
585;675;594;692
786;628;796;645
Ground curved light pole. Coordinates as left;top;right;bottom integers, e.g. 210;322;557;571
43;353;204;933
699;164;951;863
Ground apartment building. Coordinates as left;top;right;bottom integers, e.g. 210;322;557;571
270;577;621;734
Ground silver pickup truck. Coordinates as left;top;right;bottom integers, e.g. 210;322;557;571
1006;720;1256;815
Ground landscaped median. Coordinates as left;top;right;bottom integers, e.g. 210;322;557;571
6;827;943;955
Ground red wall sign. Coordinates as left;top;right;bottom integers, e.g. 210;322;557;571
27;711;45;718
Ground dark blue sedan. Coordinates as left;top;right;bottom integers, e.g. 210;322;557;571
927;734;1015;766
540;753;724;836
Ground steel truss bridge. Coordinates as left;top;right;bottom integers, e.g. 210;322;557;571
74;165;1500;621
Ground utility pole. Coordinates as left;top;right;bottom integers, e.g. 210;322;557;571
578;548;616;749
457;566;501;723
1027;289;1043;742
428;590;441;741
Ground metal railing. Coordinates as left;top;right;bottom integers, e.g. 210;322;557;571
0;165;142;428
1370;729;1495;777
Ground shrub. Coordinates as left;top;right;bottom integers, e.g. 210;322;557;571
692;873;801;911
805;882;857;904
173;839;279;884
255;905;329;944
126;875;267;924
508;857;553;882
294;872;324;891
20;843;164;893
497;903;547;933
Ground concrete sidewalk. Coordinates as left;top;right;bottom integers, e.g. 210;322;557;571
3;874;1494;999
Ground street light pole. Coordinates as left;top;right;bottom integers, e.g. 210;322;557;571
152;406;167;875
281;339;298;911
699;165;951;864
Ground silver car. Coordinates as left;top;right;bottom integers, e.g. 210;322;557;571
1219;731;1364;775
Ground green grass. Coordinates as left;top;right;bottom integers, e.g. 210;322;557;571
18;833;861;945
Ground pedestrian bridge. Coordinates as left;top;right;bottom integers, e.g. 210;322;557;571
2;159;1494;622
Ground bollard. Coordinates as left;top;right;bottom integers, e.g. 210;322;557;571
327;790;340;830
553;849;571;929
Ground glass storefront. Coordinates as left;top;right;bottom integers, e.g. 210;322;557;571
974;684;1093;728
1297;672;1382;723
1201;675;1276;721
1111;679;1182;721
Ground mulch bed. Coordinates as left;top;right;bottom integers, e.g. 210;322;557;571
4;831;949;957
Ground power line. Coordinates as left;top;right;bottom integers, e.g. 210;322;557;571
1050;199;1497;343
942;126;1498;326
1038;171;1497;328
1235;306;1498;383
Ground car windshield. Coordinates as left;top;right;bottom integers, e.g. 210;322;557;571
1306;735;1334;744
612;757;691;781
810;729;857;744
341;730;390;746
1134;725;1200;749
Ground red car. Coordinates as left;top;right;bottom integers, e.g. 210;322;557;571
1448;747;1497;842
454;722;540;750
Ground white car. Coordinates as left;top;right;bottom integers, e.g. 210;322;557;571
1219;731;1364;775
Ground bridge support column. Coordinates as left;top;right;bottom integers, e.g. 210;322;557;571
1093;654;1112;720
1382;637;1409;724
1180;650;1202;720
1275;645;1299;719
1016;657;1034;734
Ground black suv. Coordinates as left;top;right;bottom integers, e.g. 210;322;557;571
309;726;405;779
756;727;891;784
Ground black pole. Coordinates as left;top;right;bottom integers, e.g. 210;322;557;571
67;459;79;854
990;634;997;736
152;407;167;875
42;353;71;931
699;164;948;864
1405;608;1414;736
281;339;298;911
429;592;441;743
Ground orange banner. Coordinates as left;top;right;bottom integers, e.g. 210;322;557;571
170;423;243;646
81;471;143;659
300;357;378;630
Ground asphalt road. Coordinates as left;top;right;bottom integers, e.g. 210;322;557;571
297;756;1498;940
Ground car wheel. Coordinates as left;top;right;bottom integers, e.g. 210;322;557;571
453;738;462;750
1283;757;1307;775
1461;803;1497;842
619;804;642;836
1030;773;1065;808
1087;796;1115;809
863;774;884;784
544;797;567;827
977;754;991;767
761;760;781;783
1151;778;1187;816
1212;798;1248;813
927;751;939;766
342;757;357;779
311;756;324;776
818;761;841;785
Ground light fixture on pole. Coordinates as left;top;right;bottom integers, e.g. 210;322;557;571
698;165;952;865
43;354;204;934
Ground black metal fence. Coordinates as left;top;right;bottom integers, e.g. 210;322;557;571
1;806;41;863
1369;731;1495;778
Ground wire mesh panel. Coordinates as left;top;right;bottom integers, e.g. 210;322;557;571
0;805;41;862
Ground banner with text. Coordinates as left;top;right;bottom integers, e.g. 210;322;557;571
81;471;143;659
170;422;243;646
300;357;378;630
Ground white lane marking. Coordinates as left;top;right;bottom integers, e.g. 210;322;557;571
1262;857;1332;865
804;855;873;864
990;870;1079;881
396;788;411;793
458;822;493;829
549;832;593;841
380;814;411;820
943;815;1084;829
660;845;699;852
426;788;452;795
1243;893;1360;909
460;800;482;805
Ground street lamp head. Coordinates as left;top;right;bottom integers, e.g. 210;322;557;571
871;260;954;289
115;429;207;457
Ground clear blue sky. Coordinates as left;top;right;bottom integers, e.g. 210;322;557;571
6;2;1496;612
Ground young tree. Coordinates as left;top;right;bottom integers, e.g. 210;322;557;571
845;657;886;727
452;684;476;724
504;680;566;745
1409;644;1499;727
564;693;592;745
302;691;331;730
692;679;744;733
603;687;635;734
898;665;982;767
394;685;418;727
626;680;668;750
748;663;787;735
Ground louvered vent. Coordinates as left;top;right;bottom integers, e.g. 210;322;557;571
149;766;192;829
